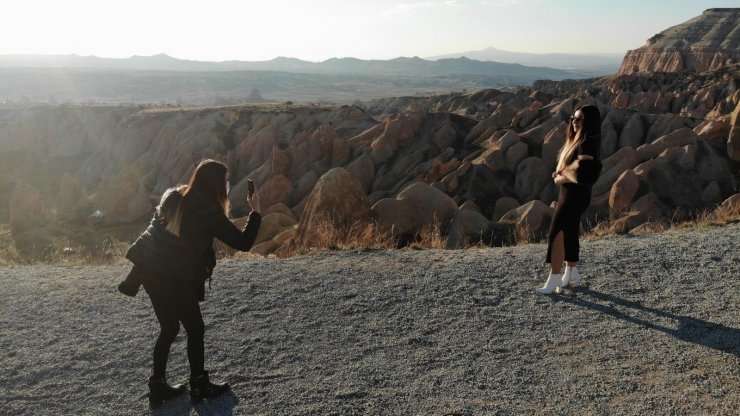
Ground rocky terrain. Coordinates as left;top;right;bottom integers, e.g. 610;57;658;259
1;8;739;261
619;8;739;74
1;223;738;415
2;64;739;260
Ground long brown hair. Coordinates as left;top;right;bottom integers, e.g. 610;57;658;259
166;159;229;236
556;104;601;172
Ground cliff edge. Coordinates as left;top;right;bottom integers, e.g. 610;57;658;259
618;8;739;74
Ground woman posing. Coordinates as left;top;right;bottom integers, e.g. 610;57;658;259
538;105;602;294
121;159;262;406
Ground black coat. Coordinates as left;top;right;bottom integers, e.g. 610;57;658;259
125;188;261;299
563;133;602;186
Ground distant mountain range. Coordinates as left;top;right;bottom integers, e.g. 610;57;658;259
427;46;623;74
0;52;613;105
0;53;587;78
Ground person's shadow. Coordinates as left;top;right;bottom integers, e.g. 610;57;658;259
149;390;239;416
559;287;740;357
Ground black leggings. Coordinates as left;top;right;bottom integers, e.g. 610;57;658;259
546;183;591;264
142;277;205;379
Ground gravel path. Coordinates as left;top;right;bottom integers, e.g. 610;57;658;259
1;224;739;415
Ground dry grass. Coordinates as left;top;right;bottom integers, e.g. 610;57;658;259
1;200;737;265
273;218;399;258
0;240;128;266
583;200;740;239
673;201;740;229
408;221;447;250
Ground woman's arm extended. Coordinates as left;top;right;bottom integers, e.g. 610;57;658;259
212;210;262;252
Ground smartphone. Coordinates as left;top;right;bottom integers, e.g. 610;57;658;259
247;179;255;198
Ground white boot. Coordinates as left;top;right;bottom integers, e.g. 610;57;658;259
561;267;571;287
537;273;562;294
564;266;580;287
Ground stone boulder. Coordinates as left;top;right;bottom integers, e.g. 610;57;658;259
293;170;321;205
294;168;371;246
715;193;740;218
542;123;567;171
253;227;297;256
728;101;740;161
492;197;520;222
609;169;640;212
499;200;553;240
505;142;529;172
95;170;152;225
619;113;644;149
459;200;480;212
613;90;631;108
636;127;697;161
514;157;549;203
645;114;690;143
425;157;461;183
446;209;492;249
646;143;719;210
465;106;518;145
694;120;730;153
593;147;639;198
256;175;295;212
372;182;458;237
57;174;91;223
473;130;521;173
632;159;655;180
254;213;298;245
631;193;666;221
263;202;297;221
609;193;666;234
346;152;375;194
369;111;425;165
600;119;618;159
700;181;721;206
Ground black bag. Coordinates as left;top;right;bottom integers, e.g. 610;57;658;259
118;265;144;297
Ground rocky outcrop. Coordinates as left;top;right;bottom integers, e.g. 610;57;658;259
372;182;458;238
729;100;740;161
57;174;92;223
293;168;371;247
2;31;740;256
618;9;739;74
94;170;152;225
9;182;54;256
498;200;553;241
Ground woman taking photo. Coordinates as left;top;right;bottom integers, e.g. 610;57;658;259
538;105;602;294
121;159;262;406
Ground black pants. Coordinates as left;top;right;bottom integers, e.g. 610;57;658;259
142;276;205;379
546;183;591;263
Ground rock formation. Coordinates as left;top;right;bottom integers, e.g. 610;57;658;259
293;168;371;247
619;8;739;74
2;11;740;255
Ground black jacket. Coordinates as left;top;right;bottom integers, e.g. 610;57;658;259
563;133;602;186
125;187;261;299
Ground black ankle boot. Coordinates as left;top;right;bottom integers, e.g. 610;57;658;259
189;371;229;401
148;376;186;407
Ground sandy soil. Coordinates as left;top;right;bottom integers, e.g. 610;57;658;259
1;224;739;415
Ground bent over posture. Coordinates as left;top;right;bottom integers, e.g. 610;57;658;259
538;105;602;294
122;159;262;406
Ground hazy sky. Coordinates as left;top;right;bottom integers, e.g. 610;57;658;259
4;0;737;62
